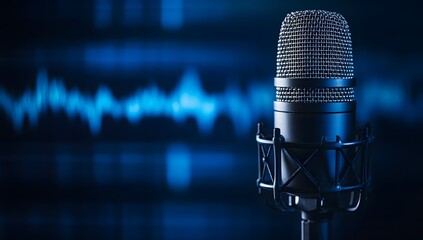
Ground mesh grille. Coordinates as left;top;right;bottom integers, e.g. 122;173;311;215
276;87;354;103
276;10;354;79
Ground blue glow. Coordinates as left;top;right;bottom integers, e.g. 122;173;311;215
191;151;234;183
94;153;117;184
163;203;208;240
166;144;191;191
93;0;229;30
183;0;228;23
123;0;143;25
58;210;74;240
0;69;273;135
357;80;408;123
1;70;420;136
52;143;241;187
94;0;113;28
162;202;254;240
161;0;183;30
56;153;73;185
83;42;243;70
121;204;146;240
120;153;144;183
54;149;92;184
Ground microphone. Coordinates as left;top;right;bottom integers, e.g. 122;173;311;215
256;10;373;240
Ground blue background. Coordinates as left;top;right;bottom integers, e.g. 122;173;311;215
0;0;422;239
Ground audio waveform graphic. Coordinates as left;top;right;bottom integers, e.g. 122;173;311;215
0;69;273;135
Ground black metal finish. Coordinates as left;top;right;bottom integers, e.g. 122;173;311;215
256;122;372;239
275;100;357;196
274;101;356;113
301;212;332;240
274;78;356;88
256;122;372;212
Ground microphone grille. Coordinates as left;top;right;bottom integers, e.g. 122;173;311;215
275;87;355;103
276;10;354;79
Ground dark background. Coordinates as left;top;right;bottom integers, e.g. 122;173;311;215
0;0;422;239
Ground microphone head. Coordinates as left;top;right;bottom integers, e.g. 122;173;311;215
276;10;354;79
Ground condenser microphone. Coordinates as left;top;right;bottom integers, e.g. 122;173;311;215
275;10;356;197
256;10;373;240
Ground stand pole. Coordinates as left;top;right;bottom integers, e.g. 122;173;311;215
301;212;332;240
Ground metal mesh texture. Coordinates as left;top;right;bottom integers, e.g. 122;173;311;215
276;87;354;103
276;10;354;79
275;10;355;103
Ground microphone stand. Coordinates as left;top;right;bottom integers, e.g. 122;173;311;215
301;212;332;240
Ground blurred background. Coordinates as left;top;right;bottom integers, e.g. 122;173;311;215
0;0;422;239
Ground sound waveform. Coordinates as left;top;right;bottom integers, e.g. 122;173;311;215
0;69;273;135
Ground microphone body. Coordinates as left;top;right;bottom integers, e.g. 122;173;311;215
274;10;359;198
274;79;356;194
